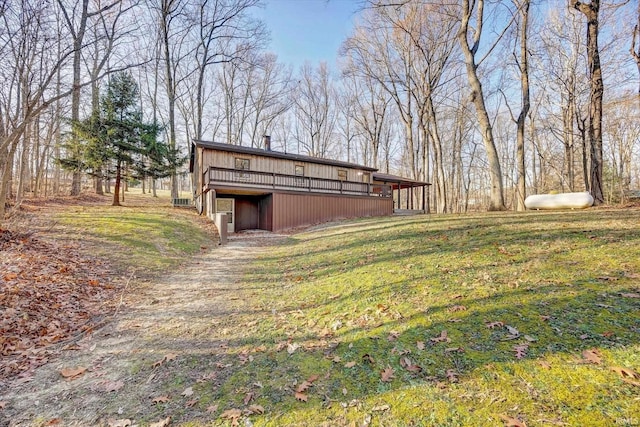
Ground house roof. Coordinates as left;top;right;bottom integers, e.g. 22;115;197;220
373;172;431;186
193;140;378;172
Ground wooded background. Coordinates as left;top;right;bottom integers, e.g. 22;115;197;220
1;0;638;218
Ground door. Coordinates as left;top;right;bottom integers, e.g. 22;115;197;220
215;198;235;233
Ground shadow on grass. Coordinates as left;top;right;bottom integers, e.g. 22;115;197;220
120;209;640;425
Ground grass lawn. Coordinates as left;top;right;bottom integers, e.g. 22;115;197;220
50;188;216;277
196;208;640;427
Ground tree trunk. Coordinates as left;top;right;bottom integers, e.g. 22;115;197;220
113;160;121;206
160;0;179;200
66;0;90;196
515;0;531;212
458;0;505;211
573;0;604;204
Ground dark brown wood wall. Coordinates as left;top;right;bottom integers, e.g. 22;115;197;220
259;195;273;231
235;197;260;231
271;193;393;231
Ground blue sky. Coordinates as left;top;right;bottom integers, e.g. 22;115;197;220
253;0;360;70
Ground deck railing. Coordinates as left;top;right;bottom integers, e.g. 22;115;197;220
205;166;392;197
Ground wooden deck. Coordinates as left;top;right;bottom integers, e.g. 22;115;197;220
204;166;392;198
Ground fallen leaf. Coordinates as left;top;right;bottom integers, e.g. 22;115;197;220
610;366;640;380
362;354;375;364
448;305;467;312
380;366;395;382
103;380;124;392
377;304;389;312
3;273;18;281
296;381;312;393
430;330;450;344
287;343;300;355
60;366;86;380
185;399;197;408
371;404;390;412
445;347;464;353
447;318;462;323
540;315;550;321
149;417;171;427
498;414;527;427
46;420;61;425
601;331;615;338
197;372;217;382
387;331;400;341
446;369;459;382
538;361;551;370
307;374;319;383
582;349;602;365
152;395;170;404
295;392;308;402
220;408;242;421
107;419;132;427
399;357;422;373
513;343;529;359
181;386;194;397
206;404;219;413
620;293;640;298
247;404;264;414
0;401;6;410
243;392;254;405
486;321;504;329
416;341;425;350
344;361;357;368
620;377;640;387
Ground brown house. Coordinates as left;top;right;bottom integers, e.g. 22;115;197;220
190;139;429;233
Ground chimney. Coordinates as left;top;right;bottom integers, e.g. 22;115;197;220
263;135;271;151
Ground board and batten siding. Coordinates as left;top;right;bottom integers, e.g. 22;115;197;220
271;192;393;231
201;150;370;181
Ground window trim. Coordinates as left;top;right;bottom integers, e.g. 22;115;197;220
295;165;305;176
234;157;250;170
337;169;347;181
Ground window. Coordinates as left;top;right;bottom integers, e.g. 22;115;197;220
361;172;370;183
295;165;304;176
235;158;250;170
337;170;347;181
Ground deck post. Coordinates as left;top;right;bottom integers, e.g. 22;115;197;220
406;185;409;209
410;184;414;210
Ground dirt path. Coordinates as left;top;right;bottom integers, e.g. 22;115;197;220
1;232;287;427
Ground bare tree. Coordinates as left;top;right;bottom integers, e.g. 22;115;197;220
245;53;293;147
506;0;531;211
341;70;390;167
571;0;604;204
293;62;337;158
342;8;419;179
191;0;264;141
57;0;123;196
457;0;506;211
390;1;458;213
157;0;190;199
0;2;75;219
631;1;640;95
